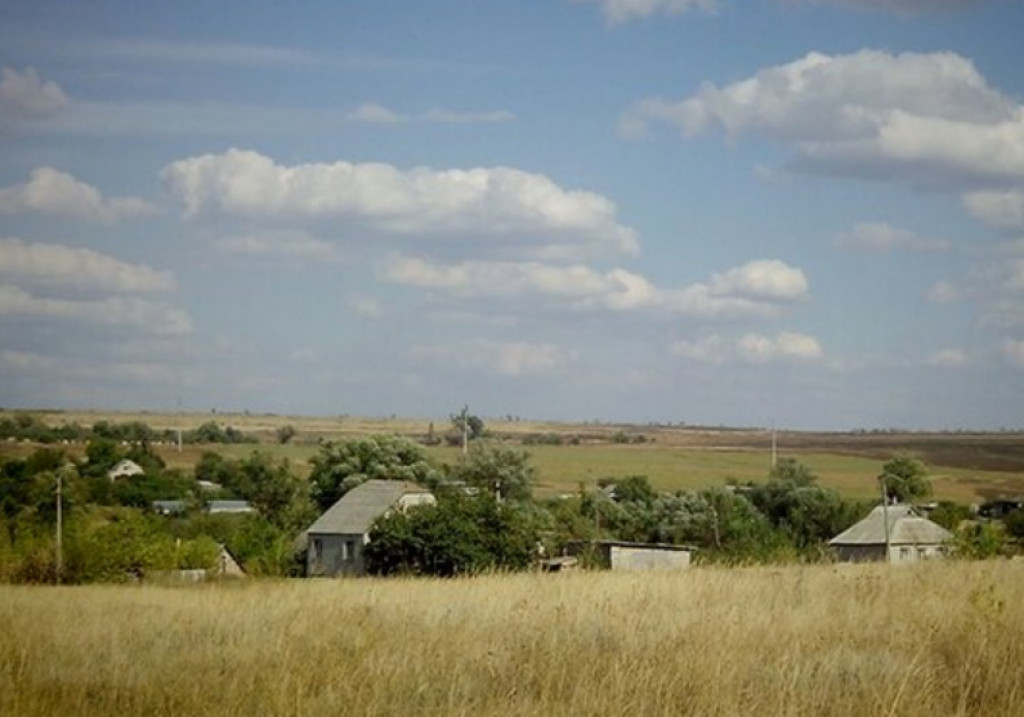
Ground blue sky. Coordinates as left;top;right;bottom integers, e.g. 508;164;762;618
2;0;1023;430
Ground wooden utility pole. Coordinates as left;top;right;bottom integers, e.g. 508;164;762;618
770;423;778;470
55;470;63;585
880;475;891;564
461;404;469;455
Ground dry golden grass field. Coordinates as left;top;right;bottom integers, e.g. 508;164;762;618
6;409;1024;502
2;561;1023;716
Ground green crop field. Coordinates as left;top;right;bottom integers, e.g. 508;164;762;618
4;409;1024;503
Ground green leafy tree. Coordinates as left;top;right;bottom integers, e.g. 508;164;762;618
879;453;932;503
276;424;297;445
929;501;973;532
309;435;441;511
597;475;658;505
748;460;855;549
768;457;817;486
194;451;241;491
954;522;1008;560
365;493;540;577
449;408;485;444
238;451;312;529
448;441;535;502
1004;508;1024;541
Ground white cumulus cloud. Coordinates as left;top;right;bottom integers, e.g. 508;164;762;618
672;332;824;363
0;67;70;130
162;149;638;258
0;167;157;223
623;50;1024;189
707;259;809;301
736;332;824;363
0;238;176;293
835;222;950;253
385;255;808;319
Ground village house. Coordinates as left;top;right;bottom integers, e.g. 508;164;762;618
107;459;144;481
829;503;953;563
303;479;435;577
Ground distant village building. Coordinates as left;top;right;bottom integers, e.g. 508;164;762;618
829;504;953;563
196;480;223;493
107;459;144;481
303;479;435;577
152;500;187;515
207;500;255;514
567;540;694;571
216;545;246;577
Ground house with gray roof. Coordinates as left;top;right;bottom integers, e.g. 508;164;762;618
108;459;144;481
304;479;435;577
829;504;953;563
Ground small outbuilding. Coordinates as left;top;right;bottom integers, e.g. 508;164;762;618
303;479;435;577
829;503;953;563
207;500;255;514
566;540;694;571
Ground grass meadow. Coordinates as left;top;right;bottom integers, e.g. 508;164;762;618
2;561;1023;716
6;409;1024;501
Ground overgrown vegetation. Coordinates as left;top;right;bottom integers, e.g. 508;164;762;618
2;416;1020;583
4;562;1024;716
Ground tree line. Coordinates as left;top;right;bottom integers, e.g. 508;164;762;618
1;429;1019;583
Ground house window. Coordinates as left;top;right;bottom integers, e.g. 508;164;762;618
341;541;349;561
311;539;322;562
346;540;356;561
899;547;911;561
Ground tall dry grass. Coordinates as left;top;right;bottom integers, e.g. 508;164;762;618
1;561;1023;716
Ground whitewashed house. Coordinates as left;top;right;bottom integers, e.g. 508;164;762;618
829;504;953;563
108;459;145;481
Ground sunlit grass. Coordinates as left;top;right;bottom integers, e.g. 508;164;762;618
2;561;1022;716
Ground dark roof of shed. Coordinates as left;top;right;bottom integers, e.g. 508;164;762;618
306;479;431;536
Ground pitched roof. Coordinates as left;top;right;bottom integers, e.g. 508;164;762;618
306;479;431;536
829;504;953;546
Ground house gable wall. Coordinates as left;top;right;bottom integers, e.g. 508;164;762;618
307;532;367;576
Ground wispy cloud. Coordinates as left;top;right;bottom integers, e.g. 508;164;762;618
347;102;516;126
834;222;950;253
0;66;70;130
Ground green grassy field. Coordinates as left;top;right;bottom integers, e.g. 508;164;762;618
4;409;1024;503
